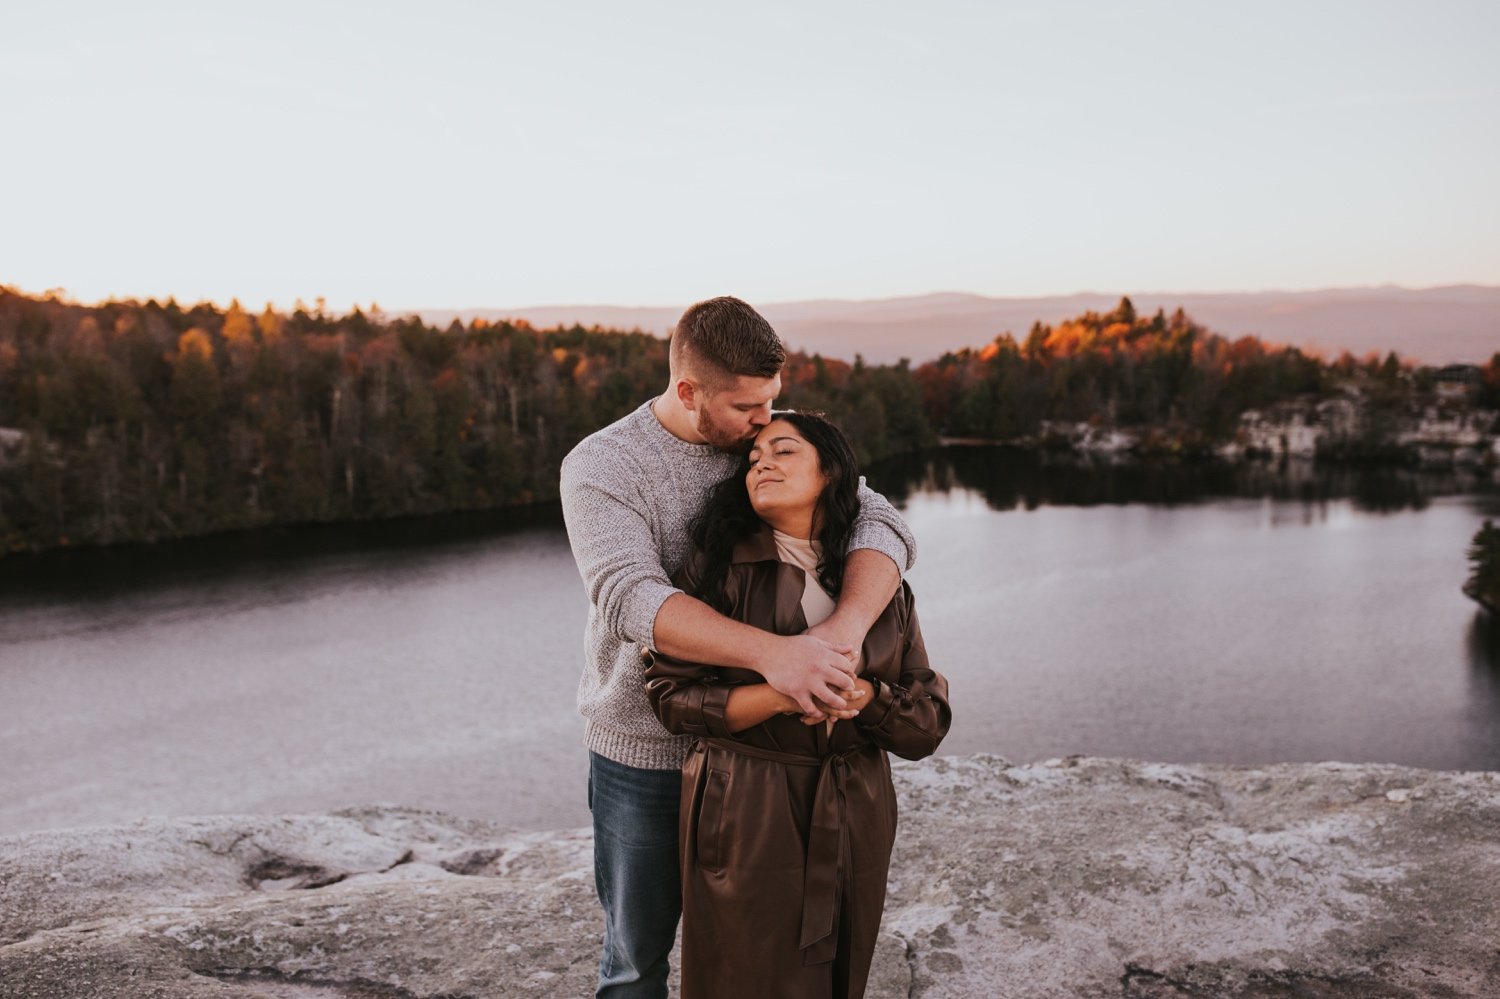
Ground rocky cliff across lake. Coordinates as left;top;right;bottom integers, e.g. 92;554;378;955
2;755;1497;998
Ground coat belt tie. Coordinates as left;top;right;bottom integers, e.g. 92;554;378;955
700;737;870;966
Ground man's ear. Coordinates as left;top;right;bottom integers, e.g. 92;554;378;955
675;377;699;412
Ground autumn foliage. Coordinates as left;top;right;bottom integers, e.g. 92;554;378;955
912;297;1399;445
1;288;1483;554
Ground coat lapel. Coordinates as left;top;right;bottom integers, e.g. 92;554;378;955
731;524;810;637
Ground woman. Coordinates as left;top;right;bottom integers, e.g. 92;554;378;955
644;411;951;999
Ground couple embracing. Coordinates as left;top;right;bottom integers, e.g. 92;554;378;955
560;296;952;999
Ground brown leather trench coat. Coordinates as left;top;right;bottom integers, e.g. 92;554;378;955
644;526;952;999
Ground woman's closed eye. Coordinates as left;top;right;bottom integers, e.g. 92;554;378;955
750;447;795;462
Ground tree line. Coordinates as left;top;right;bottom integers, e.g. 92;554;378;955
917;297;1500;448
0;289;926;553
2;288;1494;554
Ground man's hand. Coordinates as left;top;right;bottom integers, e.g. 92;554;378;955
759;634;860;715
794;611;873;723
804;614;866;672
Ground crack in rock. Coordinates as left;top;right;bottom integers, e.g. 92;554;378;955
198;967;475;998
187;831;256;857
436;849;502;877
1119;962;1425;998
381;850;416;874
246;858;349;891
900;932;919;999
1121;963;1198;996
247;848;415;890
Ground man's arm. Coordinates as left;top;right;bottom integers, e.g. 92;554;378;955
559;448;681;650
645;635;870;736
805;479;916;659
808;548;902;653
652;594;861;715
691;479;915;717
561;443;858;715
849;477;916;574
711;481;917;715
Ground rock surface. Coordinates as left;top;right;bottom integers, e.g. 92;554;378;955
2;754;1497;998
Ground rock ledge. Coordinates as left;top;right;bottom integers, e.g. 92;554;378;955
3;754;1497;998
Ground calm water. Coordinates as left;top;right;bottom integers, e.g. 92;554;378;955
3;451;1498;837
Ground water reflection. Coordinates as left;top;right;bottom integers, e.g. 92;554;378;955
868;447;1499;517
0;503;565;606
5;444;1498;837
1465;612;1500;769
1468;611;1500;675
1465;493;1500;519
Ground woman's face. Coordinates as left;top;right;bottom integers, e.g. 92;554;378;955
746;419;827;528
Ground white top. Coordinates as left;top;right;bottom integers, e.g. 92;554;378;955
772;529;836;628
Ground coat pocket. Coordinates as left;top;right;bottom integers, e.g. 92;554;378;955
695;767;730;873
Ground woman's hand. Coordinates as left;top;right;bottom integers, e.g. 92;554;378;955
796;678;873;725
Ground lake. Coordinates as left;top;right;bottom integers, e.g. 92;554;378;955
2;449;1497;837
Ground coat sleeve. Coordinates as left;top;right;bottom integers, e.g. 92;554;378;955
642;551;745;739
643;648;741;739
854;583;951;761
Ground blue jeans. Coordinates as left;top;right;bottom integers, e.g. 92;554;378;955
588;751;682;999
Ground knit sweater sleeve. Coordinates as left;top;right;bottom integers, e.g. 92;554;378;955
643;551;744;739
560;441;680;649
850;478;917;574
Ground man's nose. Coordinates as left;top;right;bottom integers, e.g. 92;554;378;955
750;404;772;426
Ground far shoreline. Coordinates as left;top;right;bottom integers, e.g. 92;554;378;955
5;441;1499;565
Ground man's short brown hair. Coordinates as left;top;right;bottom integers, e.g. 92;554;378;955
670;296;786;390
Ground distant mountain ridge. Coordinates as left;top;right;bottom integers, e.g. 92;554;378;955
415;285;1500;366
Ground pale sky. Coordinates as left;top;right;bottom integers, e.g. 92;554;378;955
3;0;1496;312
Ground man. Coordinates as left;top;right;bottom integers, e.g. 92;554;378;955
559;296;915;999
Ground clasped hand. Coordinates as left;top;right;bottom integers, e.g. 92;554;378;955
762;618;870;720
795;676;873;726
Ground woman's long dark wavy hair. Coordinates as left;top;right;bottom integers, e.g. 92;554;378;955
689;411;862;614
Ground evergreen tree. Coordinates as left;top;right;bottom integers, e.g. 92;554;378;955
1465;520;1500;611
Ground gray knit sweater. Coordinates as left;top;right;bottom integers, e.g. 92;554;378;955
559;400;916;770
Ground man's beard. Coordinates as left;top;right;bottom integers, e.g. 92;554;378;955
696;408;754;453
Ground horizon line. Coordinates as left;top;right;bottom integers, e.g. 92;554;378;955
416;280;1500;316
6;279;1498;318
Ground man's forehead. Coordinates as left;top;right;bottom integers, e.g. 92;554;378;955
750;426;803;450
720;373;781;403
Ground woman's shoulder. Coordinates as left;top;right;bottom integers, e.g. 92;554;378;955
671;542;778;594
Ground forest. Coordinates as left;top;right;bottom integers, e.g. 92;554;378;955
918;298;1498;446
2;287;1496;554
